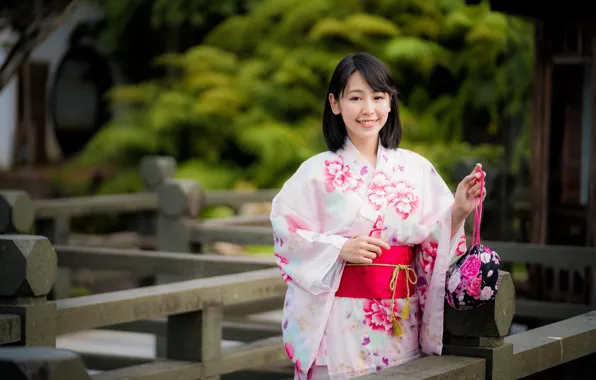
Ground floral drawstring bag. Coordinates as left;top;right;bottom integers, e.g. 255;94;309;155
445;171;501;310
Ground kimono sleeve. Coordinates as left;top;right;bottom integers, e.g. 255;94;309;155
270;172;349;296
415;160;467;355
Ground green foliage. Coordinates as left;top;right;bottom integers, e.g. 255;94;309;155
96;0;260;51
70;0;533;193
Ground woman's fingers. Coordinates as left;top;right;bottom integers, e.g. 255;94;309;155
363;243;382;256
366;237;391;250
359;249;377;260
470;187;487;198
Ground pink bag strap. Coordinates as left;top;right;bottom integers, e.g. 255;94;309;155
471;170;484;246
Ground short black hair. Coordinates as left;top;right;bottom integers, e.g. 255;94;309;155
322;52;401;152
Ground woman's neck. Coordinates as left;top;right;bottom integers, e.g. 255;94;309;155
349;135;379;166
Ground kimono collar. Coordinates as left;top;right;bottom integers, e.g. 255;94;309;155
341;137;388;175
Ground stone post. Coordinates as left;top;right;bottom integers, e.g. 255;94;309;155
138;155;177;243
0;191;35;234
139;156;177;191
137;156;177;287
155;178;203;357
0;235;57;346
442;271;516;380
156;178;204;254
0;347;90;379
35;215;70;301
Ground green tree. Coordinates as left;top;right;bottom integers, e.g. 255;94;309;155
65;0;533;194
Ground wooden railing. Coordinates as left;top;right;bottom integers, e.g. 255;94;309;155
3;238;596;379
2;154;596;378
0;234;288;379
3;159;596;320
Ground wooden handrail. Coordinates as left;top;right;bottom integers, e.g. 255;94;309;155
55;268;284;335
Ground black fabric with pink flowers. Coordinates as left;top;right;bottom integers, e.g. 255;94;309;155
445;243;501;310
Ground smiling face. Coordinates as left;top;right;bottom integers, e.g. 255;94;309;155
328;71;392;147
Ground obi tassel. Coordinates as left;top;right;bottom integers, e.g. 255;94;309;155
389;265;417;337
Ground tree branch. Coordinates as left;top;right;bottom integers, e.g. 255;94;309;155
0;0;80;92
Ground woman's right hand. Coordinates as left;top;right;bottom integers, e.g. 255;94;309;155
340;236;391;264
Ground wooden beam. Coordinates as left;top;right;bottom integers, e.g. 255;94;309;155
55;268;285;335
188;223;273;245
54;244;276;276
505;311;596;378
0;314;20;345
357;356;486;379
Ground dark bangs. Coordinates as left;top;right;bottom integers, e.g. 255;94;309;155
323;52;402;152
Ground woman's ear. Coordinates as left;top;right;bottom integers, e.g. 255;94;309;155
329;93;341;115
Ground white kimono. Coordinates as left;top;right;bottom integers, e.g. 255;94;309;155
270;138;467;379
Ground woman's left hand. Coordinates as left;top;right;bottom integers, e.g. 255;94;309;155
453;163;486;221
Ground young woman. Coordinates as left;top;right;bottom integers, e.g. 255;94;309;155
270;52;486;379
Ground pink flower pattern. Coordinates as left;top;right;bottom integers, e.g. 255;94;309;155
459;255;481;280
275;253;292;283
362;299;401;334
366;172;390;210
418;240;438;276
324;156;362;193
465;276;482;299
456;233;467;256
386;180;420;219
364;170;420;220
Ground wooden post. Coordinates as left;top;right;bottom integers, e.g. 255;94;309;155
442;271;516;380
0;190;35;234
167;304;223;379
137;155;177;244
36;215;71;300
137;156;177;287
156;178;204;254
0;235;57;346
155;178;204;357
0;347;90;379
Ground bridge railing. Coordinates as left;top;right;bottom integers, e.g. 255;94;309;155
3;247;596;380
4;178;596;321
0;234;288;380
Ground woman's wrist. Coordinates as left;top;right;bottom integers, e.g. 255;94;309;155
451;202;467;225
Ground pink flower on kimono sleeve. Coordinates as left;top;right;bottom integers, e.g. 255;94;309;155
418;240;438;276
456;234;467;256
417;284;428;313
285;342;295;359
324;156;362;193
363;299;401;334
385;180;420;220
275;253;292;283
366;172;390;210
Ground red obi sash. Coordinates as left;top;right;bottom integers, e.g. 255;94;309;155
336;245;416;299
335;245;417;337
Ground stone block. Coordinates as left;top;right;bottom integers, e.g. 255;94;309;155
158;179;204;218
0;191;34;233
139;156;177;190
445;271;515;338
0;347;90;379
0;235;57;297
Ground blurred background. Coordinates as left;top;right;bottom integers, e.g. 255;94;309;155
3;0;596;374
0;0;529;209
2;0;595;314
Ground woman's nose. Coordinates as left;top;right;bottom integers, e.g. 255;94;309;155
362;100;374;114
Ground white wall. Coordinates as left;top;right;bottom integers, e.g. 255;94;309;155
0;1;105;168
0;47;18;168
